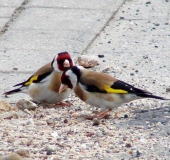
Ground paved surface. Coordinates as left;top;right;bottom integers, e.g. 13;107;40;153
1;0;169;102
0;0;125;102
0;0;170;159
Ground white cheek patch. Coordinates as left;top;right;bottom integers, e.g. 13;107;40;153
66;70;78;88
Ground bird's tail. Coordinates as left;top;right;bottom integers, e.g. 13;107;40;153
135;88;169;100
3;86;27;96
13;82;25;87
4;88;22;95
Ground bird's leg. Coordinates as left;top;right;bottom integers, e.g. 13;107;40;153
84;109;111;120
54;101;72;107
36;101;72;108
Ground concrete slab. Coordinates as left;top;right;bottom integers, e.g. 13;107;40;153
84;0;170;97
0;0;26;33
0;7;112;56
0;0;126;102
0;18;9;30
0;49;78;72
0;71;30;102
27;0;124;11
0;29;98;53
0;0;25;7
8;8;111;31
0;7;17;18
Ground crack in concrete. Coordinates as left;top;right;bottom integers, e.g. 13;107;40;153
0;70;33;74
25;6;113;11
0;0;30;36
81;0;127;54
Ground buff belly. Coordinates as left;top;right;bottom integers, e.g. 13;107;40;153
85;92;139;111
28;73;71;104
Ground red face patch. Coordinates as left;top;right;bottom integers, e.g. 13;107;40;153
57;52;74;71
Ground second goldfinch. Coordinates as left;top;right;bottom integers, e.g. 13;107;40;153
59;66;169;118
4;52;74;106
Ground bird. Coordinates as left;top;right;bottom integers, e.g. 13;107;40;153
4;51;74;107
59;65;169;119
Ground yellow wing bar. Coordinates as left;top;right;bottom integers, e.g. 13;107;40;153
104;85;128;94
25;75;38;86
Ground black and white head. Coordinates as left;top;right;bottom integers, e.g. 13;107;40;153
59;66;82;92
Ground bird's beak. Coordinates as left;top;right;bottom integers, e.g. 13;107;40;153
63;59;70;68
59;83;68;93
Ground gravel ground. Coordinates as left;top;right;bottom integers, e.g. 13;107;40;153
0;0;170;160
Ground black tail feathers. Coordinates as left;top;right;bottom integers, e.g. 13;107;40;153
135;88;169;100
4;88;22;96
13;82;25;87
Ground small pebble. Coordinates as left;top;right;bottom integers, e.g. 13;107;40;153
166;88;170;92
124;114;128;119
64;119;68;123
143;55;148;59
0;101;11;111
16;149;29;157
136;150;141;157
135;70;138;73
72;113;78;118
106;149;111;153
46;150;53;155
7;153;23;160
13;67;18;70
120;17;125;20
92;118;100;126
53;156;60;160
104;114;110;119
0;111;18;119
16;99;38;110
125;143;132;148
46;119;55;125
154;23;160;26
51;132;58;137
77;55;98;68
45;145;57;155
98;54;104;58
146;1;151;4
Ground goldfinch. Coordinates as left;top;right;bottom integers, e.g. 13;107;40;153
59;66;169;119
4;52;74;106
